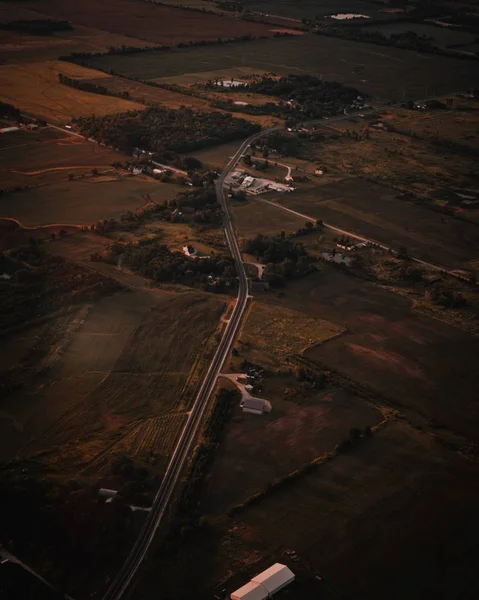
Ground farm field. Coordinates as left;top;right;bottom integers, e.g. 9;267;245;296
85;34;479;100
255;268;479;442
237;422;479;600
2;289;224;471
202;387;382;516
0;177;183;227
17;0;276;45
240;0;382;20
271;178;479;270
0;131;128;190
232;196;307;239
0;61;144;123
380;104;479;151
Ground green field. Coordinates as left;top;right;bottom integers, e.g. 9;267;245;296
86;34;478;100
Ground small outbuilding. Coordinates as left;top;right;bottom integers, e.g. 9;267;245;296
251;563;295;596
230;581;267;600
240;397;272;415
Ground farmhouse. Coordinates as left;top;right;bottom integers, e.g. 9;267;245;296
240;397;272;415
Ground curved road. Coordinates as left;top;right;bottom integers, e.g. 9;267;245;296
101;92;471;600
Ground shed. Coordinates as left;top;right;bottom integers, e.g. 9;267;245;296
240;397;272;415
251;563;295;595
230;581;267;600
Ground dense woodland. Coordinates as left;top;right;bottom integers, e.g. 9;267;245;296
244;232;317;285
0;101;21;121
74;107;260;154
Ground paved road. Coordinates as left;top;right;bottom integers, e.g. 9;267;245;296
99;91;470;600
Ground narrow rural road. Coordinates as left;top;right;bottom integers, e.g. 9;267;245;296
97;91;469;600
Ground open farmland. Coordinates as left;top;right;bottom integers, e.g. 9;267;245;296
2;289;224;469
232;196;306;238
0;177;183;227
0;61;144;122
237;422;479;600
240;0;384;20
271;178;479;270
0;126;128;189
256;268;479;442
85;34;479;100
203;387;382;516
17;0;276;45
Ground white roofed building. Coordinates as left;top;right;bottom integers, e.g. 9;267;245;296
251;563;295;595
240;397;272;415
230;581;267;600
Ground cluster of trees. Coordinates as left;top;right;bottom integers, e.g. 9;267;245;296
247;74;362;119
294;220;323;237
244;232;317;284
74;107;260;155
1;19;72;35
58;73;130;99
425;286;467;309
107;238;237;290
253;132;303;157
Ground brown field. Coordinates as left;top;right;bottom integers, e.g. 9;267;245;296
0;27;159;64
271;178;479;270
0;126;129;189
256;268;479;441
81;75;214;110
2;289;224;472
237;422;479;600
18;0;276;45
237;300;344;363
311;117;478;196
202;388;382;516
0;61;144;123
232;196;306;239
381;104;479;151
0;176;184;227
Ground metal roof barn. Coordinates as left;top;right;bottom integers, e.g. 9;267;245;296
251;563;295;595
230;581;267;600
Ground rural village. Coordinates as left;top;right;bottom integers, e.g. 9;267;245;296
1;1;479;600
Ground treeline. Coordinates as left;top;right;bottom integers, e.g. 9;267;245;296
58;73;131;99
59;32;290;63
74;106;260;155
312;25;478;60
1;19;73;35
244;232;317;284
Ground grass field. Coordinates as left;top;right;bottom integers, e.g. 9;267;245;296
85;34;479;100
237;422;479;600
0;177;183;226
232;196;306;239
0;61;144;123
2;289;224;471
0;126;130;189
271;178;479;270
256;268;479;441
22;0;276;45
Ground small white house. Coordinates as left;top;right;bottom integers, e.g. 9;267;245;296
230;581;266;600
251;563;295;596
240;398;272;415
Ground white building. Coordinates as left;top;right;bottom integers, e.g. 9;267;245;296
240;397;272;415
251;563;295;595
231;581;267;600
231;564;294;600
